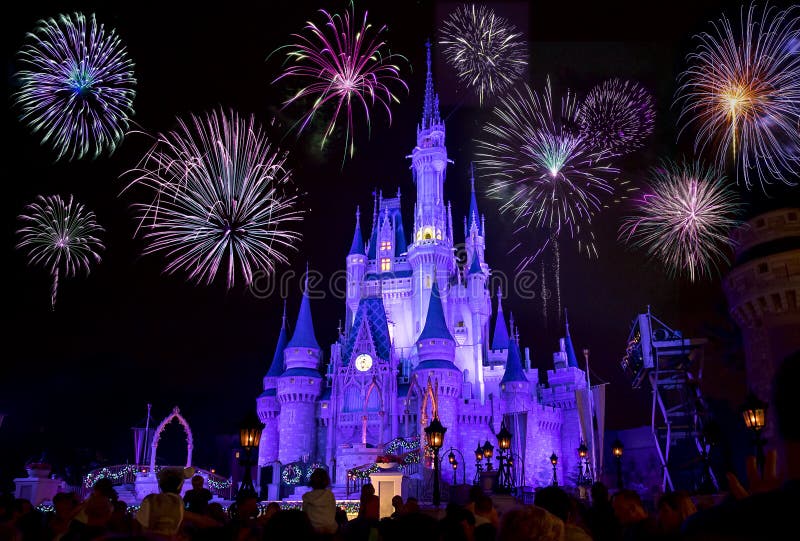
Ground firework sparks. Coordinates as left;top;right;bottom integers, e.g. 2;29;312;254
439;3;527;105
676;3;800;190
14;12;136;160
273;6;407;160
476;78;622;264
579;78;655;154
16;194;104;309
619;160;742;282
123;109;303;289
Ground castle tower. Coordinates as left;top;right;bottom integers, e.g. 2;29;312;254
413;281;461;448
408;42;454;338
492;288;510;352
500;320;530;413
257;304;288;466
723;208;800;447
346;208;366;331
467;246;488;402
464;164;486;270
277;274;323;463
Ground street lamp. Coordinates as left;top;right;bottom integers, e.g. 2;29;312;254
482;441;494;471
425;416;446;507
577;441;592;488
238;411;264;498
612;439;624;490
549;453;559;486
474;443;484;483
741;392;768;476
447;447;467;485
496;423;514;492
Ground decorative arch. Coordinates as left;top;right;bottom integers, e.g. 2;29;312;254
149;406;193;475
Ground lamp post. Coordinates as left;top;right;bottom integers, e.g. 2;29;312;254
496;423;514;492
577;441;592;487
238;412;264;499
482;441;494;471
550;453;558;486
612;439;624;490
425;417;446;508
447;447;467;485
741;392;768;477
474;444;484;484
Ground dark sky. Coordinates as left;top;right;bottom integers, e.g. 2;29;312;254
2;0;797;480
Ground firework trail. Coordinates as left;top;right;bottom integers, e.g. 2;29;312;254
15;12;136;160
579;78;655;154
439;3;527;105
676;3;800;191
17;194;104;309
273;6;407;161
619;160;742;281
123;109;304;289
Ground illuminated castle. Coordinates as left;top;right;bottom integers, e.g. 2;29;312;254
256;45;602;491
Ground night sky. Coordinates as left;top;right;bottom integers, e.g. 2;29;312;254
2;0;797;484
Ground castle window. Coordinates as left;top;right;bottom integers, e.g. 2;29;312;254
380;241;392;251
381;258;391;272
423;227;433;240
425;275;431;288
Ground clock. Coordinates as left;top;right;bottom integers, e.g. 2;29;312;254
355;353;373;372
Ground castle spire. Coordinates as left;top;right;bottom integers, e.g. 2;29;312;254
502;312;527;383
348;207;365;256
468;163;480;230
265;300;289;378
492;287;510;350
564;308;579;368
468;237;484;275
418;279;455;342
421;40;440;129
286;266;320;350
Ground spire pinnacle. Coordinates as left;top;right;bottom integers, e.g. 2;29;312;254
282;299;287;329
266;304;290;378
349;206;366;256
287;263;320;350
492;288;510;350
563;307;579;368
422;40;440;129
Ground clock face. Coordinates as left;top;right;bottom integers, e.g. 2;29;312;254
355;353;373;372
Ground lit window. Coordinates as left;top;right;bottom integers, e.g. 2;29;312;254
381;258;391;271
380;241;392;251
423;227;433;240
425;275;431;288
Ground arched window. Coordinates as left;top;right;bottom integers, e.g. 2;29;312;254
423;227;433;240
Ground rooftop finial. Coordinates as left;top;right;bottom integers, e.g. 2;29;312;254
282;299;287;329
422;40;437;129
565;307;570;336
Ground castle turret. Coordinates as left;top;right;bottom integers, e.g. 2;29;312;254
464;164;486;269
277;274;323;463
414;280;461;454
500;319;531;413
408;42;454;338
467;244;488;402
346;208;366;330
257;304;288;466
492;288;510;352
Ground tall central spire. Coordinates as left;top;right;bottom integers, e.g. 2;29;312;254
421;40;441;130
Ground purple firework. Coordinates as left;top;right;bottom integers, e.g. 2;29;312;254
273;6;408;160
16;194;104;309
15;12;136;160
619;160;741;281
123;109;303;289
579;78;655;154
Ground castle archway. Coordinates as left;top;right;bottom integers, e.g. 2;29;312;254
149;406;193;475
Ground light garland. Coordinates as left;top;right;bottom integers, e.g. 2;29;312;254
281;463;303;485
304;462;327;482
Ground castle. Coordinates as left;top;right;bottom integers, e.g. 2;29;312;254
256;45;602;491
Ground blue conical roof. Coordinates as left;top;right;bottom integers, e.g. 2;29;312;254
418;280;454;342
492;288;510;350
287;273;320;350
468;249;483;275
564;308;579;368
349;208;365;256
501;336;527;384
265;304;289;378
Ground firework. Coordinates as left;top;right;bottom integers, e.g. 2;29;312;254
476;79;621;262
16;194;104;309
15;12;136;160
273;7;407;160
579;78;655;154
123;109;303;289
619;160;741;281
676;3;800;190
439;4;527;105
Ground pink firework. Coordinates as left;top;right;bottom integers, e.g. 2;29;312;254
274;6;408;160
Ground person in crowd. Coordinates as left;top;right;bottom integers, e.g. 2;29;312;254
225;492;261;541
46;492;78;540
206;502;227;525
473;494;498;541
302;468;338;537
108;500;133;535
135;467;187;540
335;506;349;528
183;475;213;515
682;351;800;540
262;509;315;541
342;494;380;541
611;489;658;541
534;486;592;541
403;497;419;515
63;494;113;541
390;495;404;518
259;502;281;526
439;504;475;541
588;482;618;541
498;505;565;541
656;490;696;538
